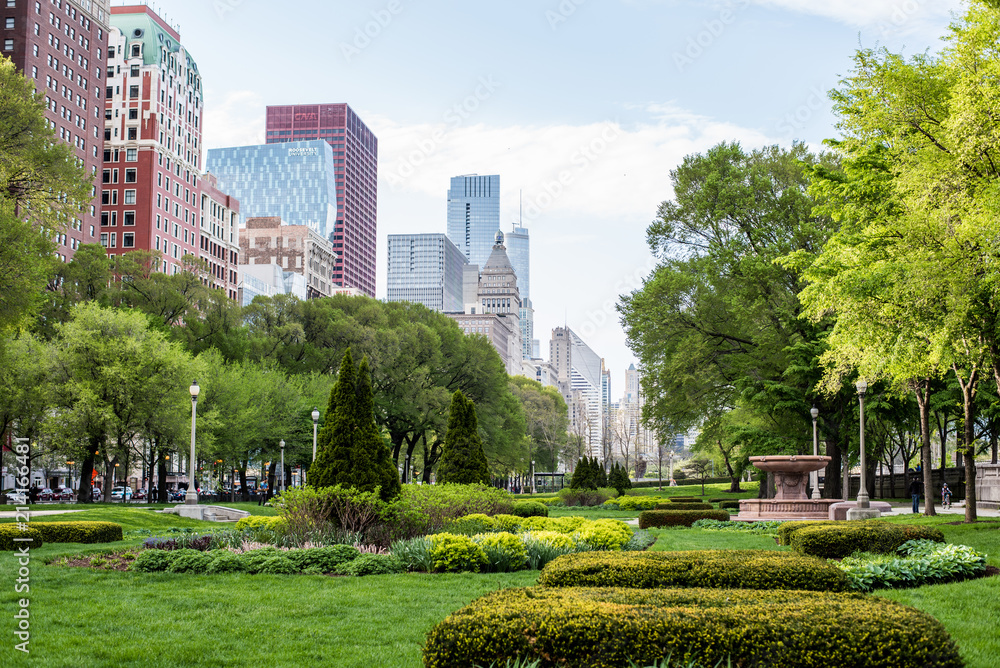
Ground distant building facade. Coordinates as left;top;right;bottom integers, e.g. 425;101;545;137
551;326;605;458
386;233;468;312
199;173;240;301
239;216;336;299
447;174;500;268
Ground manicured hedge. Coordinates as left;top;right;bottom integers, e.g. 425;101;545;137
511;501;549;518
33;521;123;544
718;501;741;510
653;502;712;511
603;496;662;511
423;586;963;668
667;497;699;503
777;520;839;546
638;509;729;529
234;515;289;533
791;523;945;559
537;550;850;592
0;524;43;550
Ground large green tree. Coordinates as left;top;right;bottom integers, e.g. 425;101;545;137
437;390;490;485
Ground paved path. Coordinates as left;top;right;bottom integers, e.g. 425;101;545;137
0;509;89;518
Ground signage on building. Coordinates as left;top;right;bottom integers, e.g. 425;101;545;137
294;112;318;122
288;147;319;156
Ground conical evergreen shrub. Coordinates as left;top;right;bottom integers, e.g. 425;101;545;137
437;391;490;485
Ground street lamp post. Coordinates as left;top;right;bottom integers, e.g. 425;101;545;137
810;406;821;500
531;460;536;494
187;381;199;506
311;407;320;462
847;380;881;520
66;461;74;491
280;440;285;494
405;453;410;484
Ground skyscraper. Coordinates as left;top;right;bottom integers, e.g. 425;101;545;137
265;104;378;297
386;233;468;312
207;140;338;238
551;327;605;458
447;174;500;268
2;0;110;260
506;223;533;360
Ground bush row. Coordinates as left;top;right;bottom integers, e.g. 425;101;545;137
690;519;784;535
638;509;729;528
128;544;387;575
422;586;963;668
837;539;987;591
234;516;289;533
510;501;548;517
790;522;945;559
0;521;122;549
653;502;713;511
537;550;851;592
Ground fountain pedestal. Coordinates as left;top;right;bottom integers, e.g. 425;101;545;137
738;455;840;520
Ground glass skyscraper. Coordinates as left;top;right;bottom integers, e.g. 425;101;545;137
386;233;468;313
506;224;533;359
206;140;338;239
447;174;500;268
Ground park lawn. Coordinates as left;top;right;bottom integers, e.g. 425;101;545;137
9;501;279;516
548;508;640;520
647;528;785;552
0;562;537;668
0;508;216;532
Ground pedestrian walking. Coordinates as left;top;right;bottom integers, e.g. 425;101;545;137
909;477;922;514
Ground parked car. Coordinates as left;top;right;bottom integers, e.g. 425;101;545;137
134;488;147;500
56;487;75;501
110;486;134;501
168;489;186;502
37;488;55;501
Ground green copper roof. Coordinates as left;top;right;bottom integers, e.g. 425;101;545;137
110;12;198;73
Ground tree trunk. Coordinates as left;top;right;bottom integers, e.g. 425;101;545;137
238;462;248;502
78;435;101;503
156;448;168;504
914;380;936;516
954;365;978;523
824;440;842;499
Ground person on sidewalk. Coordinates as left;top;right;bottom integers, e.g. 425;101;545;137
941;482;952;509
909;477;922;514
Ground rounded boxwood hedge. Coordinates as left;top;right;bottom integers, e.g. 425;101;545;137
790;523;945;559
537;550;850;592
777;520;839;546
667;497;699;503
0;524;43;550
718;501;741;510
653;502;713;511
511;501;549;517
639;509;729;528
33;521;123;544
423;586;963;668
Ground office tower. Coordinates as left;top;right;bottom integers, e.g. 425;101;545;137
386;233;468;313
447;174;500;268
506;223;533;360
102;5;241;300
551;327;605;458
265;104;377;297
2;0;110;260
239;217;337;300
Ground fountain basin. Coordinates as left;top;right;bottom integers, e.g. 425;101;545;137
738;455;838;520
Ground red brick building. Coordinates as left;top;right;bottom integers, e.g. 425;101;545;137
199;173;240;301
2;0;111;261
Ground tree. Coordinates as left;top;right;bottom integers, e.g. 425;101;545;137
437;391;490;485
570;457;593;489
608;462;631;496
685;458;714;497
510;376;569;472
308;349;399;501
0;57;90;331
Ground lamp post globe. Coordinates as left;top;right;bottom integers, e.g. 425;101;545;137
187;380;199;506
847;379;881;519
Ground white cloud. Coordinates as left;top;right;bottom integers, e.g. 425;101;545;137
202;89;266;151
751;0;962;32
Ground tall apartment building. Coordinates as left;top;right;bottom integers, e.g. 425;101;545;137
551;326;605;459
240;216;336;300
264;104;378;297
447;174;500;268
386;233;467;313
2;0;111;261
102;9;197;266
199;173;240;301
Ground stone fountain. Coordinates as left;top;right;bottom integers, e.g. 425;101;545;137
738;455;841;520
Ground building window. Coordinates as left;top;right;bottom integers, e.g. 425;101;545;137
124;168;136;183
129;85;139;99
4;18;13;29
110;233;116;248
128;108;138;120
122;233;134;248
100;232;108;247
126;148;137;162
126;127;137;140
129;65;139;77
131;44;140;58
124;190;136;205
101;190;110;205
123;211;135;226
3;39;13;51
100;212;108;226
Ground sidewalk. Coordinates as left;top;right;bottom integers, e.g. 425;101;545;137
0;509;87;519
883;501;1000;519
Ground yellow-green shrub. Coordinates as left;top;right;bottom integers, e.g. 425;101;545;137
538;550;850;591
0;524;43;550
32;521;123;544
524;530;575;550
777;520;839;546
603;496;662;511
791;523;945;559
638;509;729;528
473;532;528;572
423;587;963;668
575;519;632;551
234;515;288;533
491;514;524;533
428;533;486;573
511;501;549;517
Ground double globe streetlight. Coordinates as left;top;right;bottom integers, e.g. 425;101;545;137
187;380;199;506
810;406;821;500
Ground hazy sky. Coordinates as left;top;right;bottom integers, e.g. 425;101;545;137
134;0;962;397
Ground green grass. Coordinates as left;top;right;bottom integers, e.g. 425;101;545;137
0;507;216;532
647;528;785;552
547;508;639;520
4;501;278;515
0;561;536;667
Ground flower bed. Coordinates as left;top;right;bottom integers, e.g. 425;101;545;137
836;539;988;591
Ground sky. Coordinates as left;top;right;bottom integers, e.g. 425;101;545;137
124;0;964;398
